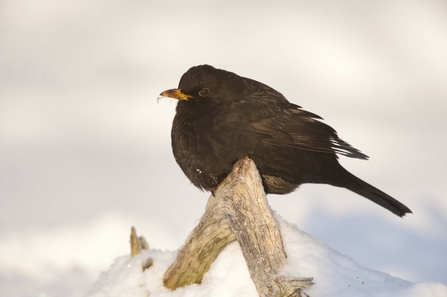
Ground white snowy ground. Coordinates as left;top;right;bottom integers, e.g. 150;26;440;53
1;0;447;296
87;215;447;297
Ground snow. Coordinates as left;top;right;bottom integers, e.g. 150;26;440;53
87;215;447;297
0;212;178;297
1;0;447;296
1;211;446;297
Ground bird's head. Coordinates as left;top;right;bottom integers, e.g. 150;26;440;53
160;65;247;112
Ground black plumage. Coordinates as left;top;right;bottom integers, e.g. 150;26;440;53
160;65;412;217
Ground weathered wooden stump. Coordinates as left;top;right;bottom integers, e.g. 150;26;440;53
162;157;313;297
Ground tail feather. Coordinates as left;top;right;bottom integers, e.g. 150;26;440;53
320;164;412;217
345;174;412;217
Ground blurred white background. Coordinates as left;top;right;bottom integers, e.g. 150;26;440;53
1;0;446;296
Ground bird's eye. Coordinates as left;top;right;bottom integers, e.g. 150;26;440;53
199;88;210;97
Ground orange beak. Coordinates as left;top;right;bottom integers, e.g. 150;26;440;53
159;89;192;101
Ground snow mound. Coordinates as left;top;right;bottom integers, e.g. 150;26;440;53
87;215;447;297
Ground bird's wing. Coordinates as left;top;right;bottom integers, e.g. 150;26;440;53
244;97;369;160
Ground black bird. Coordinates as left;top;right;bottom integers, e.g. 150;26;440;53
160;65;412;217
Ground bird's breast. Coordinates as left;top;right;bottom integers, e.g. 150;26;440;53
171;113;234;191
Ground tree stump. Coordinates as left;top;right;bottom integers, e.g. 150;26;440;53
163;157;313;297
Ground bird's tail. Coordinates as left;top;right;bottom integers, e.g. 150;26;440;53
320;163;412;217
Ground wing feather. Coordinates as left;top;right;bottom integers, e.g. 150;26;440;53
246;99;368;159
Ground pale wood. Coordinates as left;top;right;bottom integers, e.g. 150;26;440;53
139;236;149;250
130;226;141;257
130;226;149;257
163;195;236;288
163;157;313;297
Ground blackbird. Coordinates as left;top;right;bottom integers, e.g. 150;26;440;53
160;65;412;217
